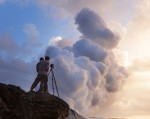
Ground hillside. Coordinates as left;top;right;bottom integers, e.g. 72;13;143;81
0;83;86;119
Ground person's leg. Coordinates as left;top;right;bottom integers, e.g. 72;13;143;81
30;74;40;91
38;79;44;92
43;76;48;93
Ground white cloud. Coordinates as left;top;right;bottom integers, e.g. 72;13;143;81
45;8;128;116
75;8;120;49
23;23;39;41
49;36;63;46
105;1;150;117
49;36;74;48
23;23;42;50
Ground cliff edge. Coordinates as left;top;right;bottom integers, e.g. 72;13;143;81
0;83;70;119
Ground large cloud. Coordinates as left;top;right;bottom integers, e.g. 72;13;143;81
73;39;107;62
45;8;128;115
75;8;120;49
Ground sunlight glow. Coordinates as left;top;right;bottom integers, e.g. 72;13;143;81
49;36;63;46
128;115;150;119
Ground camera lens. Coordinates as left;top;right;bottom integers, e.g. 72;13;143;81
50;64;54;68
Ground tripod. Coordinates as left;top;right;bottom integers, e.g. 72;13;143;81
49;64;59;97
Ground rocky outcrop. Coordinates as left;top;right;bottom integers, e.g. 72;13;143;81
0;83;69;119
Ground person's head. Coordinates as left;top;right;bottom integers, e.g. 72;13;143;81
45;56;50;61
40;57;44;61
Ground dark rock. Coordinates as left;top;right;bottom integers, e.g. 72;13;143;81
0;83;69;119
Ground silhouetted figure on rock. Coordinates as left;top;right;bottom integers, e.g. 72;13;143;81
31;57;44;92
30;56;50;93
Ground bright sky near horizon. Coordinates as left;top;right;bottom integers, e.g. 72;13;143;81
0;0;150;119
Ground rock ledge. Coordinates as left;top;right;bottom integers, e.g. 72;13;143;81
0;83;69;119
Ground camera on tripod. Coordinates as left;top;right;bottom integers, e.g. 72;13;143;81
50;64;54;69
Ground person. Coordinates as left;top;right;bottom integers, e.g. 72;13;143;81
36;57;44;73
30;57;44;92
38;56;50;93
30;56;50;93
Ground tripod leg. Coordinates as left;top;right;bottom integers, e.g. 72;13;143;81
52;70;59;97
51;68;59;97
54;77;59;97
52;77;54;96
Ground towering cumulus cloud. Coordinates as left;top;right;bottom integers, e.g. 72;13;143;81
75;8;120;49
46;8;128;114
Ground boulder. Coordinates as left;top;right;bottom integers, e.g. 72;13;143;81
0;83;69;119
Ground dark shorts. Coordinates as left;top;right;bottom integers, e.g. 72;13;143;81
37;74;48;81
31;74;48;92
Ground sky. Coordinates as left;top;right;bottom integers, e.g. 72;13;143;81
0;0;150;119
